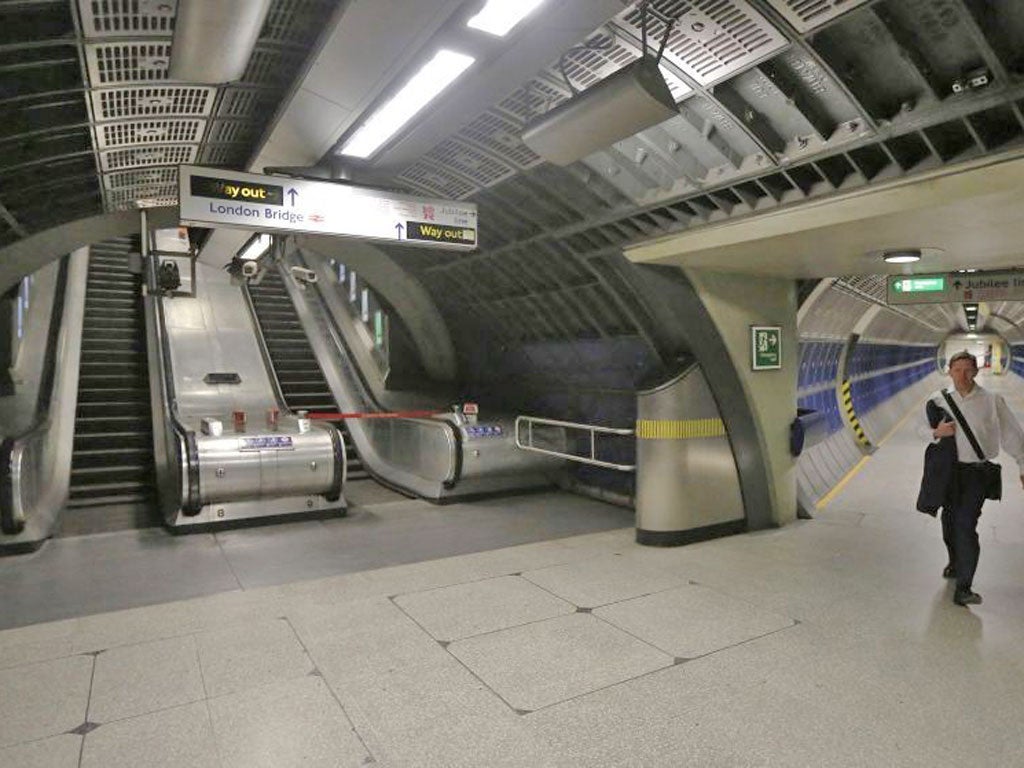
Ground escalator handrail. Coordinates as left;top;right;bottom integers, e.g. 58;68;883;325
1;255;70;534
145;252;201;514
289;248;461;486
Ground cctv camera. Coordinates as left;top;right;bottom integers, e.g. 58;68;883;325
289;266;318;285
242;261;259;277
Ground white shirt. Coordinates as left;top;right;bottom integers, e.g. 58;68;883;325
926;384;1024;470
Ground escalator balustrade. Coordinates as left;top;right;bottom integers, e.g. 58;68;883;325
247;269;368;480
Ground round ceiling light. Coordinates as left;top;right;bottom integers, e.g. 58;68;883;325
882;249;922;264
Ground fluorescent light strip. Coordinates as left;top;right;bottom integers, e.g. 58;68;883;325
340;50;475;159
467;0;546;36
238;233;271;261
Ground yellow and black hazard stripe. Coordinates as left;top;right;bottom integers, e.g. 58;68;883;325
635;418;726;439
840;380;873;449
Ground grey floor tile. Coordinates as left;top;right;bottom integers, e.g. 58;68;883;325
80;700;219;768
196;617;312;697
448;613;673;712
290;597;447;685
325;653;563;767
594;584;795;659
89;635;204;723
0;734;82;768
522;552;685;608
209;675;370;768
0;655;92;748
0;491;629;630
0;618;78;670
395;575;576;641
0;530;239;630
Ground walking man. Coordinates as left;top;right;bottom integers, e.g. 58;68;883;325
927;350;1024;606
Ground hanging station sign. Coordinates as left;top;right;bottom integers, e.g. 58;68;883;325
177;165;478;250
887;271;1024;305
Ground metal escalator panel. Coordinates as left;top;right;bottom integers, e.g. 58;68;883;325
68;240;159;523
248;270;368;480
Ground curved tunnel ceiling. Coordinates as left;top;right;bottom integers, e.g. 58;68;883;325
4;0;1024;346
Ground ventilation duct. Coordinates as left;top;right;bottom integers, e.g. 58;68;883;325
521;57;678;166
169;0;273;84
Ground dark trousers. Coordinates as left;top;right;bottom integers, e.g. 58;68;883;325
941;463;988;591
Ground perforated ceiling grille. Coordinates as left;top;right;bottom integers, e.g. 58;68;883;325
552;30;693;102
200;145;245;166
497;77;569;125
764;0;872;33
218;89;262;118
560;32;637;91
425;139;516;189
85;42;173;86
103;167;179;191
97;119;206;149
398;161;478;200
106;184;178;210
80;0;177;36
616;0;787;86
99;144;197;171
205;120;258;145
90;86;215;120
456;111;542;170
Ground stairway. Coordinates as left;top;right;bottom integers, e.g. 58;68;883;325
247;268;368;480
66;239;159;532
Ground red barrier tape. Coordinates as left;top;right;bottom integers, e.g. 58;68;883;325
307;410;445;420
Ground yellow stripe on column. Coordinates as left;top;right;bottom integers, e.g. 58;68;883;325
635;418;726;439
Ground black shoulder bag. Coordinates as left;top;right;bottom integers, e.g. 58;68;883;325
941;389;1002;500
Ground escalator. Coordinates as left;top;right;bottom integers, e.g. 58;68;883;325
247;269;368;480
66;239;158;529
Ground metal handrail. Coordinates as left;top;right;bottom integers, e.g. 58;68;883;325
1;255;71;534
142;213;197;514
514;415;636;471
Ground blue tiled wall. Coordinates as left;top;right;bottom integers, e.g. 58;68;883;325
797;341;844;434
849;358;936;414
1010;344;1024;378
797;341;939;434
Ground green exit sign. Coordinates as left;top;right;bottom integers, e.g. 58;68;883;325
751;325;782;371
892;276;945;293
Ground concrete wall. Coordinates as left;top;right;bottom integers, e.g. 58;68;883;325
683;269;799;527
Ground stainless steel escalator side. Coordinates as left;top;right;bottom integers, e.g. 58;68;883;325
285;247;563;499
153;252;345;528
1;250;87;550
142;247;196;523
275;256;459;499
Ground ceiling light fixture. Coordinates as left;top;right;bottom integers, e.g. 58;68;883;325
467;0;546;37
238;233;271;261
882;249;922;264
339;50;476;159
169;0;273;83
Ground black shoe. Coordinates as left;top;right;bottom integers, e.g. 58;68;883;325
954;589;982;606
942;564;957;579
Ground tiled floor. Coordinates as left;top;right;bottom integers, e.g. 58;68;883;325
4;377;1024;766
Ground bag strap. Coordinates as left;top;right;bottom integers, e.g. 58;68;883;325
941;389;986;461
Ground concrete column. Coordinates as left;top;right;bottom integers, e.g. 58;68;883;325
683;268;799;526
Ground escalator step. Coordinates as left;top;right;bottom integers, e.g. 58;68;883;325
75;415;150;432
75;431;152;450
67;482;153;502
70;464;154;485
71;447;151;469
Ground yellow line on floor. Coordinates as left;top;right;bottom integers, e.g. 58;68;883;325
816;455;870;509
817;386;938;510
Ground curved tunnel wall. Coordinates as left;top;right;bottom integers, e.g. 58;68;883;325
798;280;944;508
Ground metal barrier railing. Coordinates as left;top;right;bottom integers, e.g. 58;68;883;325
514;415;635;471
